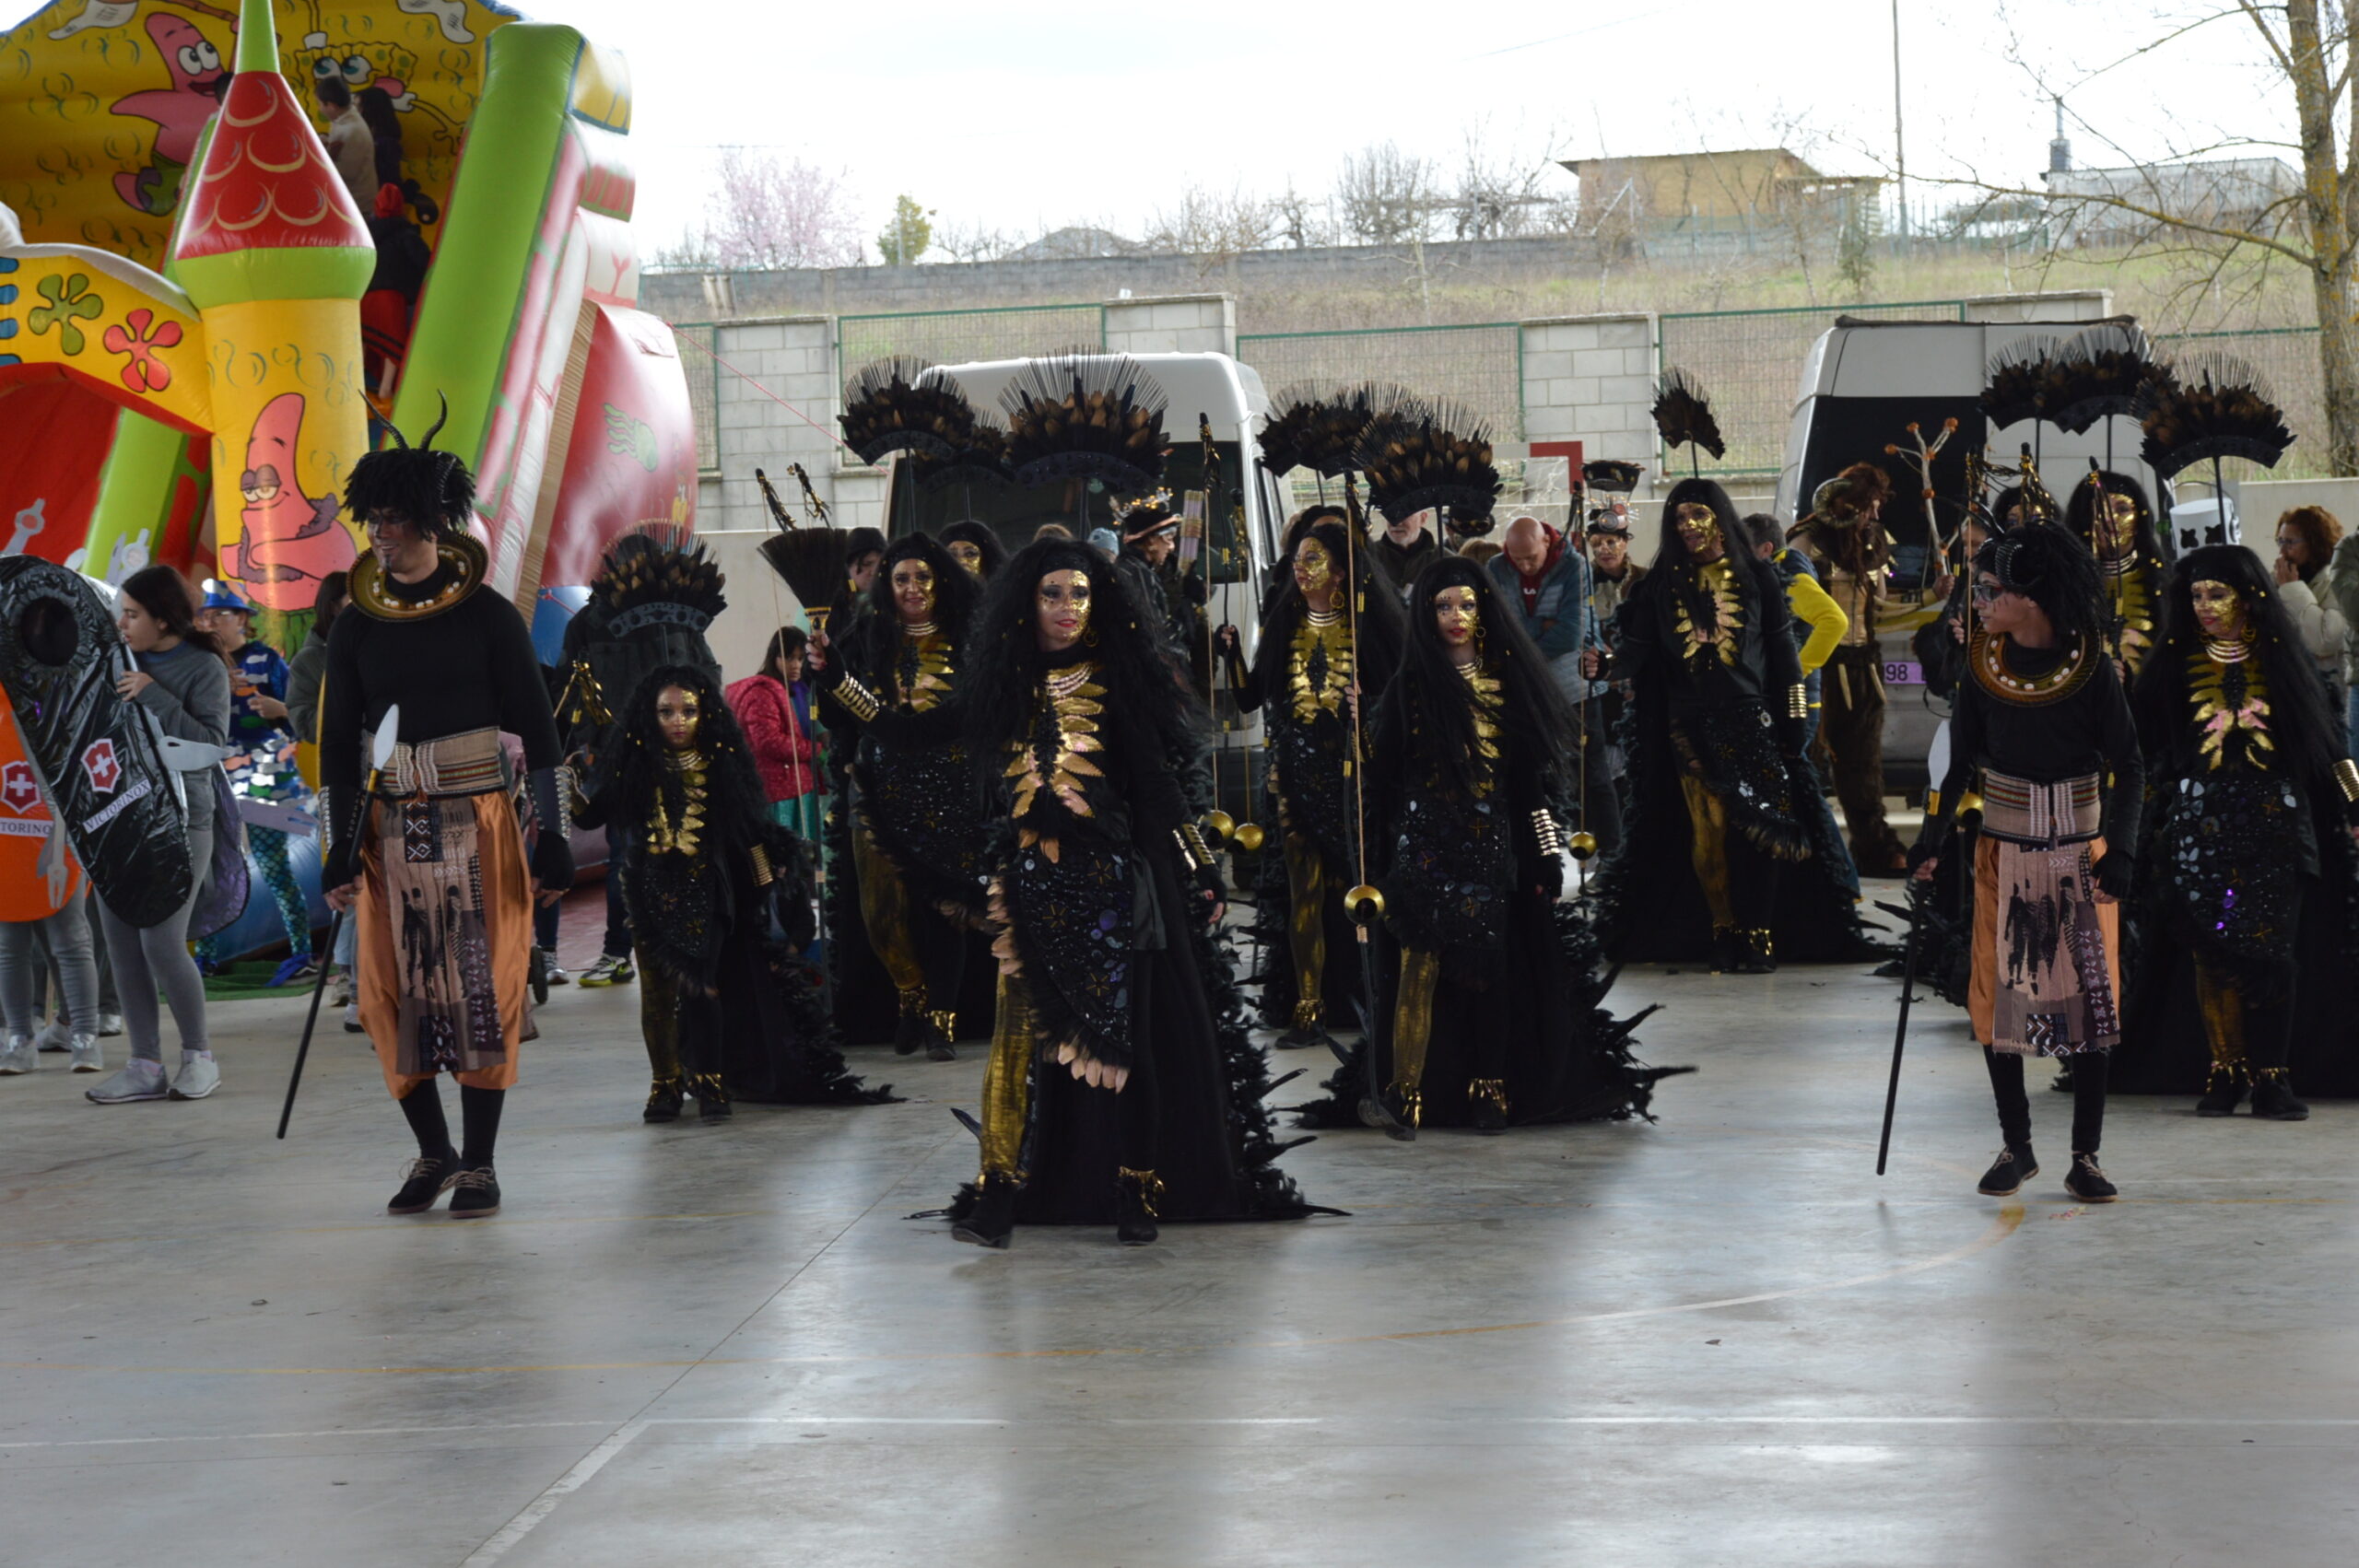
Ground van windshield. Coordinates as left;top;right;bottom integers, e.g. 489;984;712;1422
885;440;1252;586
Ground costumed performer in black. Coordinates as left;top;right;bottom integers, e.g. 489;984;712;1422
573;665;895;1122
1789;462;1908;875
1215;517;1404;1047
1911;523;2138;1203
939;519;1005;582
321;418;575;1220
1586;478;1864;973
2063;469;2167;682
814;532;992;1059
949;540;1317;1247
2116;546;2359;1117
1300;556;1678;1134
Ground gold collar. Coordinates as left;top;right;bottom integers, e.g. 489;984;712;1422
349;534;489;623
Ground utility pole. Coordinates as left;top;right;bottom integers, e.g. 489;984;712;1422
1891;0;1908;245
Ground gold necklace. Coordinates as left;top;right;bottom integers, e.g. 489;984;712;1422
349;534;488;623
2202;632;2253;663
1968;629;2097;706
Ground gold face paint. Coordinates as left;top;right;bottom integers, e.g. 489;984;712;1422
1674;502;1723;561
1293;538;1337;595
1435;584;1480;648
655;685;702;751
1037;569;1093;650
946;541;985;576
891;558;937;624
2189;579;2248;641
2096;493;2140;556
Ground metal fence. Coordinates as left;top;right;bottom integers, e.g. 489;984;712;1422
2153;325;2330;479
1237;322;1526;441
673;322;720;474
836;302;1107;382
1657;298;1972;477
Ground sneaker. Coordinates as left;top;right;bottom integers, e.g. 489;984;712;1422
168;1051;220;1101
329;969;353;1008
68;1034;102;1073
387;1156;455;1215
578;954;634;988
2064;1153;2119;1203
0;1035;34;1074
1976;1145;2037;1197
343;1000;364;1035
36;1019;70;1052
446;1164;501;1218
545;964;573;987
268;954;319;989
86;1058;170;1104
99;1012;124;1038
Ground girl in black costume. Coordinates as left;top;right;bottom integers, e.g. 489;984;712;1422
1215;519;1404;1047
2118;545;2359;1117
1300;557;1679;1134
950;540;1316;1248
939;520;1005;581
2063;470;2168;682
575;665;894;1123
815;532;992;1059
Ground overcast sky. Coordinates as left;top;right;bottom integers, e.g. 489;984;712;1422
541;0;2301;258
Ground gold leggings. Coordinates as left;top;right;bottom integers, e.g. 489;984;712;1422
1284;831;1332;1027
1678;775;1735;929
978;972;1035;1181
1390;946;1440;1107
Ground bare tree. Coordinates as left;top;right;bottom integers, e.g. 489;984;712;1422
933;220;1022;264
1452;123;1575;240
1142;181;1279;266
1337;142;1444;244
1937;1;2359;472
1272;181;1337;250
672;148;863;271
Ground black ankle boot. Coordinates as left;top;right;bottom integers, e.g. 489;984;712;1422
2249;1071;2309;1121
1709;926;1739;974
952;1176;1015;1249
387;1154;456;1214
1358;1085;1418;1141
1727;926;1777;975
1115;1167;1163;1246
2195;1065;2246;1117
924;1009;957;1063
1274;1001;1333;1051
1469;1078;1509;1135
1976;1144;2037;1196
643;1077;684;1123
893;992;928;1056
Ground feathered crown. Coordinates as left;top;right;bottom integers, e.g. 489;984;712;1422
2136;352;2295;479
1981;336;2062;429
1258;381;1399;478
837;357;980;464
1354;395;1503;527
1651;369;1726;466
346;392;474;537
2048;322;2165;435
1581;459;1644;494
910;412;1013;492
999;350;1169;491
593;532;727;635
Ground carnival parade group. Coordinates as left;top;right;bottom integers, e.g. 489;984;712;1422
7;356;2357;1246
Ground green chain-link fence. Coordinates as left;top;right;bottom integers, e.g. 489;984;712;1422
1237;322;1526;441
2154;325;2330;479
673;322;720;474
837;302;1107;383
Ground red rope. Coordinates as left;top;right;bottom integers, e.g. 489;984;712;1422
674;330;860;459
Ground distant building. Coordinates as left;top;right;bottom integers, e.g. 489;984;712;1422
2043;157;2299;246
1558;147;1882;234
1003;226;1147;262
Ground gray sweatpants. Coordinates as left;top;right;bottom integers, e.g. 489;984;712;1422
0;897;101;1038
94;816;213;1063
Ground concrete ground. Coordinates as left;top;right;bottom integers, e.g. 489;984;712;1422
4;881;2354;1568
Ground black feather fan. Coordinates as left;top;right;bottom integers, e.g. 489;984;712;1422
592;532;727;635
999;350;1169;491
910;410;1013;491
2048;322;2165;435
838;357;980;465
2135;352;2294;479
1651;369;1726;462
752;467;845;609
1354;394;1503;526
1981;335;2062;429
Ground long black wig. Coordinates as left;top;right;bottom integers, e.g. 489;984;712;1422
1390;554;1576;800
1973;521;2106;648
2140;544;2346;788
1649;475;1752;638
963;538;1204;770
839;531;984;684
938;519;1007;580
593;662;775;852
2064;469;2166;567
1248;519;1406;704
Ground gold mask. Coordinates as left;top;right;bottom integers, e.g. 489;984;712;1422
655;685;702;750
1037;569;1093;649
946;541;985;576
1435;585;1480;647
2189;579;2248;639
891;559;937;621
1673;502;1722;558
1294;539;1337;594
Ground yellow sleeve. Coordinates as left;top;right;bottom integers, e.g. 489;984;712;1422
1784;573;1848;673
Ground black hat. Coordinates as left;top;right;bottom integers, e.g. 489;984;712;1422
1584;506;1632;535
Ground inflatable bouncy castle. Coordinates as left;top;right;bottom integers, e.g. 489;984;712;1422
0;0;695;961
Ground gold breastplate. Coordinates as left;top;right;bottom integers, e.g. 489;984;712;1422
647;750;709;856
2103;556;2158;679
1289;611;1354;723
1674;559;1743;669
1006;662;1106;856
1459;661;1503;794
892;627;956;713
2189;645;2273;772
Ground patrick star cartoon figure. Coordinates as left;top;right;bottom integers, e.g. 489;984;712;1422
111;14;230;215
228;392;355;611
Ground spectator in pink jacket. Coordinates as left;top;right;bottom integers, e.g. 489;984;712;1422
726;627;827;850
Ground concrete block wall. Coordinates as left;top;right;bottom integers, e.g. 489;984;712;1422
1104;294;1236;357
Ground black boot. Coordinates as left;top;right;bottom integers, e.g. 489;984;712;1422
1726;927;1777;976
643;1077;684;1123
693;1075;733;1123
1274;1000;1335;1052
892;990;928;1056
923;1009;958;1063
1115;1167;1163;1246
952;1176;1015;1249
2249;1070;2309;1121
2194;1064;2246;1118
1708;925;1739;975
1358;1084;1418;1141
1469;1078;1509;1136
1976;1144;2037;1197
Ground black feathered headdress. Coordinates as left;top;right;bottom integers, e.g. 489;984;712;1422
345;393;474;538
2136;352;2294;479
999;350;1169;491
1651;369;1725;472
1354;395;1502;528
2048;322;2165;435
1981;336;2061;429
591;533;727;638
1582;459;1644;494
838;357;980;465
